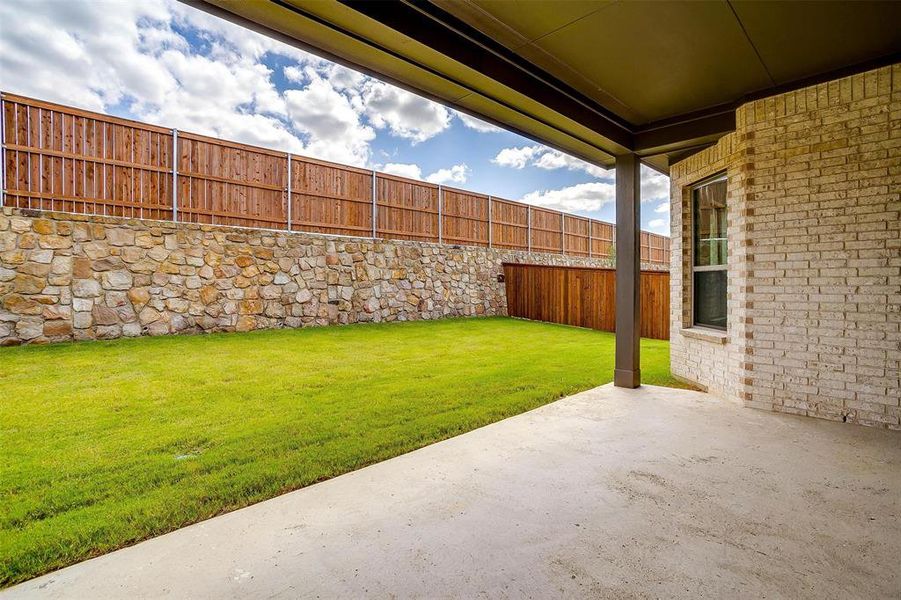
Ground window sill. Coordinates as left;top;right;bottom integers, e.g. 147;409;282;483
680;327;727;344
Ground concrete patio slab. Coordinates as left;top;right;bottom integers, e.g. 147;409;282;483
6;384;900;599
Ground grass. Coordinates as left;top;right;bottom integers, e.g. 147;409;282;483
0;316;689;585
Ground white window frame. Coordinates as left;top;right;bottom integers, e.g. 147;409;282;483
690;173;728;331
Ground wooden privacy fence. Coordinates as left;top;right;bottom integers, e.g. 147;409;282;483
0;92;670;263
503;263;670;340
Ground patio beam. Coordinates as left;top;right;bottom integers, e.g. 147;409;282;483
633;108;736;157
614;153;640;388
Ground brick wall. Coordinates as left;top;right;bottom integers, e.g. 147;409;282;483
0;208;653;345
670;64;900;429
669;133;748;400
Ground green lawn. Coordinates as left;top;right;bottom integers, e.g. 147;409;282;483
1;316;687;585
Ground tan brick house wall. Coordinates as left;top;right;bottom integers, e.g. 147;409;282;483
670;64;900;429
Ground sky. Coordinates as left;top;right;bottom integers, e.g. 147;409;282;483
0;0;670;235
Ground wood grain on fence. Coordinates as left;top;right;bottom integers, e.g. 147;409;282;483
290;156;372;237
2;95;174;220
490;197;528;250
502;263;670;340
564;214;590;257
377;173;438;242
528;206;563;253
590;220;615;258
178;132;287;229
1;92;671;264
442;187;489;247
640;270;670;340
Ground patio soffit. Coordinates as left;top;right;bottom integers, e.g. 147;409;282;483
184;0;901;174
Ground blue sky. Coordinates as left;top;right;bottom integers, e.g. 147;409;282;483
0;0;670;234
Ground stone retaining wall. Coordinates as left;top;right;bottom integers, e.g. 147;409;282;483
0;208;663;345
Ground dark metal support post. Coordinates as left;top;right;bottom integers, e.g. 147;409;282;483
614;153;641;388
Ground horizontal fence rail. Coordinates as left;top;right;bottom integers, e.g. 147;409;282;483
503;263;670;340
0;92;670;263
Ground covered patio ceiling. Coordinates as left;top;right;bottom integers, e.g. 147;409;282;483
185;0;901;174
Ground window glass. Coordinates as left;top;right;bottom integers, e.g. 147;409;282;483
692;177;727;330
693;270;727;329
694;180;727;267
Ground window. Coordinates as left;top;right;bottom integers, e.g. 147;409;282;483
692;176;727;330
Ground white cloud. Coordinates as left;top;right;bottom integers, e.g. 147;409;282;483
0;0;467;170
283;69;374;165
0;0;336;159
641;168;669;204
382;163;423;179
425;164;468;185
147;47;287;118
362;82;451;143
655;202;669;214
325;64;366;92
648;218;669;235
493;145;541;169
493;144;608;179
520;182;616;214
455;111;502;133
381;163;469;185
0;0;175;111
496;142;671;208
166;0;320;65
533;149;607;178
283;65;305;83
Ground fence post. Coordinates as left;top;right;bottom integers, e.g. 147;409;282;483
488;195;493;248
38;107;44;212
437;184;443;245
0;96;5;209
171;128;178;222
561;212;565;255
527;206;531;252
371;169;377;238
286;153;292;231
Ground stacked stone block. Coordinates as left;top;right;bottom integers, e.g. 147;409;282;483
0;208;643;345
